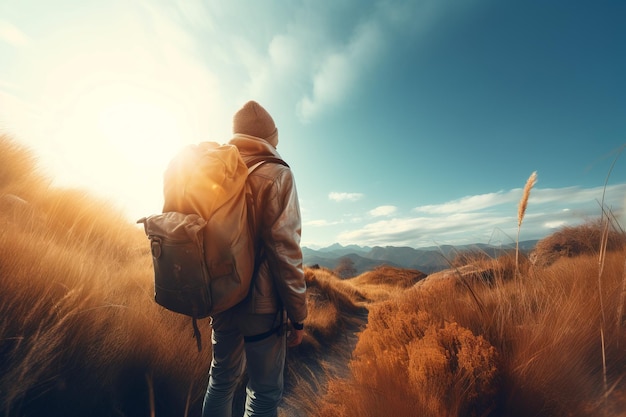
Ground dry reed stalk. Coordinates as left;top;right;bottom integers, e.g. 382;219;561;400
596;145;625;416
598;209;610;280
146;373;155;417
601;327;608;416
184;380;194;417
617;258;626;340
597;209;614;417
516;171;537;276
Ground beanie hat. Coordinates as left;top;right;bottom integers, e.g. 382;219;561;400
233;101;279;147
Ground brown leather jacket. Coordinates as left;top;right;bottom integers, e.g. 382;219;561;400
229;134;307;324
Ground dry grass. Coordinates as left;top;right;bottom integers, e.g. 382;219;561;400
516;171;537;274
347;265;426;302
312;223;626;417
0;137;210;417
314;283;501;417
532;219;626;267
279;268;369;417
0;135;372;417
4;135;626;417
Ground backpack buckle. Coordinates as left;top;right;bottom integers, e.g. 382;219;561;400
150;237;162;259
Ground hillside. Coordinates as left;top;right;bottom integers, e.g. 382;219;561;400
2;135;626;417
303;240;539;274
302;249;403;274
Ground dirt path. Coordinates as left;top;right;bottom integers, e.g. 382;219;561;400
279;306;369;416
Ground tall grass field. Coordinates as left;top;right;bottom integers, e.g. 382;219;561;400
1;135;625;416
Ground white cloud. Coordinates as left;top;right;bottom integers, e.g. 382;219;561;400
294;0;462;123
305;219;342;227
412;184;626;216
329;192;364;202
414;191;513;214
127;1;461;124
335;184;626;248
268;34;303;76
544;220;567;229
0;20;28;47
170;0;217;31
532;185;617;205
297;19;384;122
369;205;398;217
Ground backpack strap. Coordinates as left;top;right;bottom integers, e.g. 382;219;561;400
243;324;282;343
245;156;289;173
243;307;286;343
243;156;290;305
192;316;202;352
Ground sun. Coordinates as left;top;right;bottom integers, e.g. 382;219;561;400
96;84;186;169
99;99;181;166
38;78;195;222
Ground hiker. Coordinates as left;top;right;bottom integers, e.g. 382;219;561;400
202;101;307;417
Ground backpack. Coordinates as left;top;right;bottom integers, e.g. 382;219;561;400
138;141;287;351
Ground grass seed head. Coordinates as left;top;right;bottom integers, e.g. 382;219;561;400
518;171;537;227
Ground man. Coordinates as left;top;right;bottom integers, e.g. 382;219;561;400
202;101;307;417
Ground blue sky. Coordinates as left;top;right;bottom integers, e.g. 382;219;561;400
1;0;625;249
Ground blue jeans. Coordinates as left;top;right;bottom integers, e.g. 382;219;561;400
202;309;285;417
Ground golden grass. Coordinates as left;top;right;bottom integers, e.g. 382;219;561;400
517;171;537;274
3;135;626;417
0;137;210;417
314;287;500;417
517;171;537;229
532;219;626;267
0;135;373;417
278;268;370;416
347;265;426;302
312;227;626;417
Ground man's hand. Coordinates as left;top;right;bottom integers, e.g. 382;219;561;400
287;322;304;347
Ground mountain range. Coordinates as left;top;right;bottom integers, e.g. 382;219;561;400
302;240;539;275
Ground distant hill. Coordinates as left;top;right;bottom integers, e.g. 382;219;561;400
303;241;539;275
302;250;401;275
315;243;372;256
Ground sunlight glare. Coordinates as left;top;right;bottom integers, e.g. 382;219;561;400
98;98;182;168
